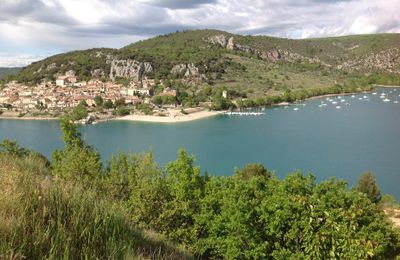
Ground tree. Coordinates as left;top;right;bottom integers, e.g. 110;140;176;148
70;103;88;121
103;99;113;109
114;98;125;107
162;150;207;245
152;95;163;106
357;172;381;203
211;89;232;110
94;95;103;107
52;118;102;184
0;139;29;157
116;106;129;116
234;163;271;180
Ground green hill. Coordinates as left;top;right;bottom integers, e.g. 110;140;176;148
4;30;400;99
0;67;21;79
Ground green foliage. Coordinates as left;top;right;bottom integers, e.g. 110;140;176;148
194;174;400;259
114;98;126;107
94;95;103;107
0;153;191;259
119;29;228;77
0;139;30;157
103;99;113;109
51;118;102;184
116;106;130;116
0;139;50;167
358;172;382;203
162;150;206;245
136;103;153;115
70;102;88;121
235;163;271;180
211;89;234;110
9;48;113;85
153;95;176;106
115;77;130;86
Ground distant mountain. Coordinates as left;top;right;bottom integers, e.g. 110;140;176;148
5;29;400;97
0;67;22;79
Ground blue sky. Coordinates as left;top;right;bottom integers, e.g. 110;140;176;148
1;0;399;67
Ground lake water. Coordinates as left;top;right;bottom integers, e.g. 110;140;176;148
1;88;400;199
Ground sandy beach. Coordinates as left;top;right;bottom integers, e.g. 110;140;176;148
116;109;221;123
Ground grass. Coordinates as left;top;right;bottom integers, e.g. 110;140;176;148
0;154;192;259
216;54;342;98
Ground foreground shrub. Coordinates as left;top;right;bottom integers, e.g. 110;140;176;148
0;154;191;259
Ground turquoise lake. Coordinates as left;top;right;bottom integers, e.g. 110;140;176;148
1;88;400;198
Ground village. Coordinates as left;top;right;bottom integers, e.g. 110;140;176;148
0;70;179;121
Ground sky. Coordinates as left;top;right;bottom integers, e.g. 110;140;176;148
1;0;399;67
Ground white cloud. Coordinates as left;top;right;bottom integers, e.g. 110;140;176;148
0;53;48;67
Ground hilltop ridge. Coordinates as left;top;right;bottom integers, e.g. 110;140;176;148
6;29;400;90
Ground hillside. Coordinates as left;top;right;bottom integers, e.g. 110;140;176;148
3;29;400;99
0;67;21;79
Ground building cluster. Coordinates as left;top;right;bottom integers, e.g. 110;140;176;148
0;71;177;111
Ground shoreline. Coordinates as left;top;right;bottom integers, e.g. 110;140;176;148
0;115;59;121
115;109;221;123
304;85;400;102
376;85;400;88
1;85;399;123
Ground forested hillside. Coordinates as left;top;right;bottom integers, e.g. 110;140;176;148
0;67;21;79
3;30;400;100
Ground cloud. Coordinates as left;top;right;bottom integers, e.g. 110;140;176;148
0;0;399;67
138;0;218;9
0;52;49;67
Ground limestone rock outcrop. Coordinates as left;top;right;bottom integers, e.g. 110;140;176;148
337;48;400;73
208;35;228;48
208;34;330;66
227;37;235;50
171;63;200;77
91;69;105;78
109;59;153;82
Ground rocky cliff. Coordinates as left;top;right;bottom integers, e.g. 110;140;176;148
337;48;400;73
207;34;400;73
108;59;153;82
207;34;326;65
